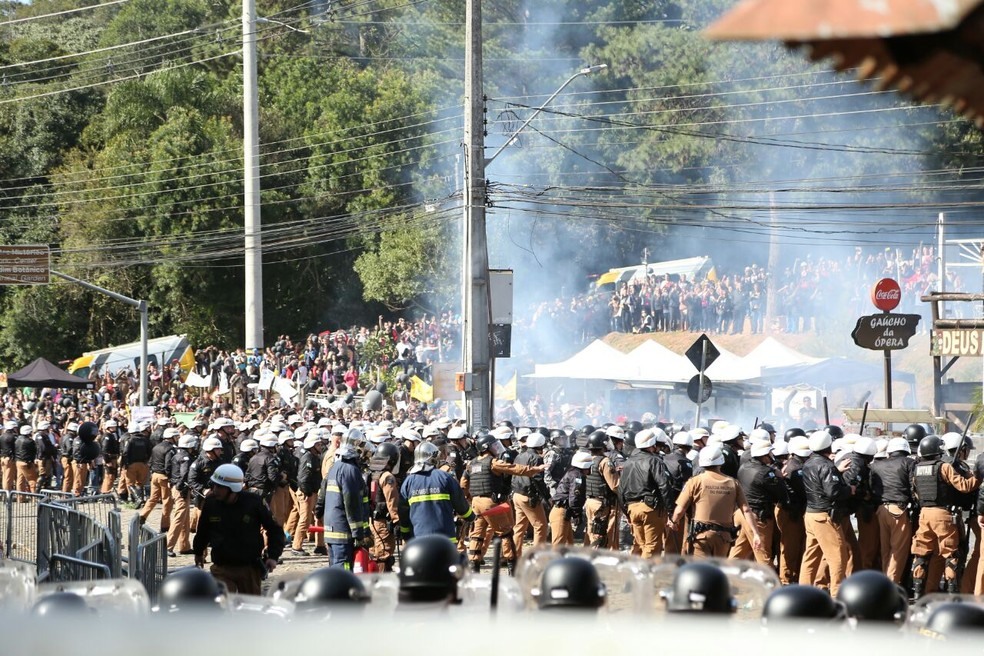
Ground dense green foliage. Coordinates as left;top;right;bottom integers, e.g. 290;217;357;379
0;0;977;368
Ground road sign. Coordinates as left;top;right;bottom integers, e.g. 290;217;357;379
871;278;901;312
687;374;712;404
851;313;921;350
0;245;49;285
931;329;984;356
685;334;720;371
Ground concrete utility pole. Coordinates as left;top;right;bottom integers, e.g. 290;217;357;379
463;0;491;429
243;0;264;351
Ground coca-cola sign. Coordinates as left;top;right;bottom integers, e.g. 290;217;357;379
871;278;901;312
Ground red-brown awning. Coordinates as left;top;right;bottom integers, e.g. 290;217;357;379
706;0;984;126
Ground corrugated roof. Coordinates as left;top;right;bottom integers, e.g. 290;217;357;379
706;0;984;126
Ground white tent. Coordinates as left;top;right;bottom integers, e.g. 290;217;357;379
525;339;630;380
619;340;693;383
743;337;823;372
701;345;761;382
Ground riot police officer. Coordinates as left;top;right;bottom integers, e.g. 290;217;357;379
869;437;915;585
775;436;810;585
511;433;549;558
0;420;17;491
663;431;695;554
167;434;198;556
548;451;592;546
366;441;401;569
911;435;978;596
543;429;573;498
619;429;674;557
462;432;544;574
583;430;619;549
99;419;121;494
731;440;787;565
799;430;855;596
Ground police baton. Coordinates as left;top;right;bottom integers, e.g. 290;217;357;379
489;537;502;613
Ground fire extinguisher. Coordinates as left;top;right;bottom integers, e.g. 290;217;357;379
353;546;378;574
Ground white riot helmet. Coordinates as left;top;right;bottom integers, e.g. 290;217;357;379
635;429;658;449
278;430;296;446
853;436;878;457
808;430;833;453
571;451;594;470
771;440;790;458
302;434;320;450
788;436;812;458
749;428;771;444
259;435;279;449
886;437;911;455
942;432;967;453
210;464;245;493
409;442;440;473
178;435;198;450
239;439;259;453
698;444;725;468
202;437;224;452
672;431;693;448
749;441;772;458
526;434;547;449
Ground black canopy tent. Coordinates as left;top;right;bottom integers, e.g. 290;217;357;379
7;357;94;390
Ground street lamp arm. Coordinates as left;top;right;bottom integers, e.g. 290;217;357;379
484;64;606;166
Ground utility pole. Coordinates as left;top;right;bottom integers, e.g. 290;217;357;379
463;0;491;429
243;0;264;351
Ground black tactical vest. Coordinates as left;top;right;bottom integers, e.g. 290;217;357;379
869;455;911;506
586;455;613;500
913;459;951;507
468;455;496;497
547;447;572;483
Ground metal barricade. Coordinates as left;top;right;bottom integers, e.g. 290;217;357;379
47;493;119;532
36;502;121;582
127;515;167;602
3;490;48;565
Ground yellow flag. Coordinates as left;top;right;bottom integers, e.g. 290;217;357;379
494;372;517;401
409;375;434;403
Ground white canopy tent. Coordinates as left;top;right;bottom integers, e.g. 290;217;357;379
525;339;631;380
743;337;823;372
618;340;693;383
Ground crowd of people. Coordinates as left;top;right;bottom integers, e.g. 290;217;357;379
525;245;962;341
5;411;984;638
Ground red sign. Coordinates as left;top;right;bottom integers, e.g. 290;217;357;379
871;278;901;312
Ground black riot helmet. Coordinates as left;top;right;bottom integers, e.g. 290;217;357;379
759;422;776;435
586;430;609;451
534;557;606;611
398;535;465;603
918;435;944;459
904;424;927;446
157;567;224;612
579;424;596;436
762;585;846;623
783;427;806;443
535;426;550;438
823;425;844;441
32;592;90;617
549;429;570;449
924;602;984;637
628;420;644;433
664;563;736;614
475;433;499;455
836;570;907;623
294;568;370;610
370;442;401;472
77;421;99;443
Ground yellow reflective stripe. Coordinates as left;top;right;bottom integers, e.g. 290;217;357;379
450;537;457;544
323;530;351;539
326;484;341;492
461;508;475;520
362;496;369;503
408;493;451;504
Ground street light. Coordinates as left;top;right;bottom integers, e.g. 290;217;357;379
486;64;608;166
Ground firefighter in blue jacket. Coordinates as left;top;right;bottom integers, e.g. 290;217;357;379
401;442;474;541
316;428;371;570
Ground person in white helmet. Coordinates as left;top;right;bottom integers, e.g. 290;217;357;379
868;437;914;585
511;432;550;559
193;463;284;596
166;434;199;557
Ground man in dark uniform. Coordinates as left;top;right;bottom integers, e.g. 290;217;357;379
140;427;177;531
911;435;978;596
543;429;573;499
775;436;809;585
34;421;58;492
400;442;474;542
548;451;592;546
799;430;855;597
245;435;285;509
317;429;371;570
70;422;100;497
121;421;152;504
14;425;38;496
869;437;915;585
60;422;78;493
99;419;121;494
663;431;694;554
731;440;787;565
718;424;744;479
619;429;674;558
583;430;619;549
167;434;197;557
1;420;17;491
188;436;225;529
293;433;326;556
193;463;283;595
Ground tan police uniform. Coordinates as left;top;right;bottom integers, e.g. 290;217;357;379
583;453;619;549
673;471;747;558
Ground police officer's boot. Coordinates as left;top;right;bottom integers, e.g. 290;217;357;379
470;560;481;574
911;555;928;599
505;560;515;577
